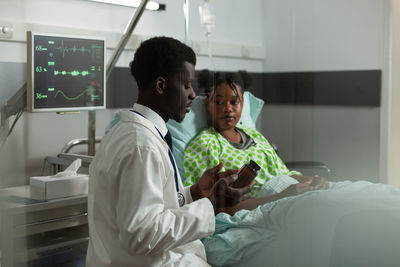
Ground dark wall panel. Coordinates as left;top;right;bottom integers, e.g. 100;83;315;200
106;67;138;108
106;68;381;108
258;70;381;106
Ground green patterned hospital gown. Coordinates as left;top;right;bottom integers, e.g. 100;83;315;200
183;126;301;195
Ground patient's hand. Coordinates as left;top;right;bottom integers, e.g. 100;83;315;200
278;183;316;198
292;175;327;190
309;175;327;189
279;175;327;199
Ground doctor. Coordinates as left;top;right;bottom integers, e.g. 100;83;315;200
86;36;252;266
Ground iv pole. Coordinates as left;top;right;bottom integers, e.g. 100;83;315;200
88;0;149;156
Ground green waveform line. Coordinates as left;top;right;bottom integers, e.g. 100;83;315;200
54;70;90;77
53;40;92;57
54;87;98;101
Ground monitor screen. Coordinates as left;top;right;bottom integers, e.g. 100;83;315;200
27;31;106;112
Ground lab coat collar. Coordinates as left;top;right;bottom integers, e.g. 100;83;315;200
131;103;168;137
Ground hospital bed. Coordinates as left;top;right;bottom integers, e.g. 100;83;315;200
39;91;397;267
166;91;332;183
40;138;100;175
165;93;400;267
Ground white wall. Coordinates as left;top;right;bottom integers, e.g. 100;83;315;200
0;0;264;187
0;0;390;186
261;105;380;181
260;0;387;182
388;0;400;187
263;0;384;72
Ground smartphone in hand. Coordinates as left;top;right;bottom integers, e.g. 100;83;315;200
231;160;261;188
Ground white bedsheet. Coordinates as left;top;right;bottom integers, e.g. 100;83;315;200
203;180;400;267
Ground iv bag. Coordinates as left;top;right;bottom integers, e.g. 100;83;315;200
199;1;215;36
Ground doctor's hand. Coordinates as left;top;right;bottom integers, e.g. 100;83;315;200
190;162;238;201
207;173;253;214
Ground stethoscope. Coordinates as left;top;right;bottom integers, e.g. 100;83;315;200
131;110;185;207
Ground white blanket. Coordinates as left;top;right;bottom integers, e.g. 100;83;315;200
203;180;400;267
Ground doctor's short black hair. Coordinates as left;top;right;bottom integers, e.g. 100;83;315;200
130;36;196;89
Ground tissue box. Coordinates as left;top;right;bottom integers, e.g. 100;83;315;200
30;174;89;201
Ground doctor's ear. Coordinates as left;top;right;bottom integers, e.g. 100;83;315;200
155;77;166;94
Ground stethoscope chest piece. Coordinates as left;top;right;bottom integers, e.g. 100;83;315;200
178;192;185;207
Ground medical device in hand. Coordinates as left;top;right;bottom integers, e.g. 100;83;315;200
231;160;261;188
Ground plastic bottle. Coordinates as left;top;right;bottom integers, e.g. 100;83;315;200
232;160;261;188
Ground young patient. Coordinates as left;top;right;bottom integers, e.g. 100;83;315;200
183;70;327;215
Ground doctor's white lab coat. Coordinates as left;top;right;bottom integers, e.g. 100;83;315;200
86;106;215;267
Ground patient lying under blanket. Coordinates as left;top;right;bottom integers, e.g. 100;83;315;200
175;71;400;266
203;177;400;266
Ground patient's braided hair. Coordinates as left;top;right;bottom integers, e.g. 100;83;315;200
198;70;252;101
130;36;196;89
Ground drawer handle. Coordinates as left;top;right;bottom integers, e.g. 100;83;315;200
15;212;88;228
